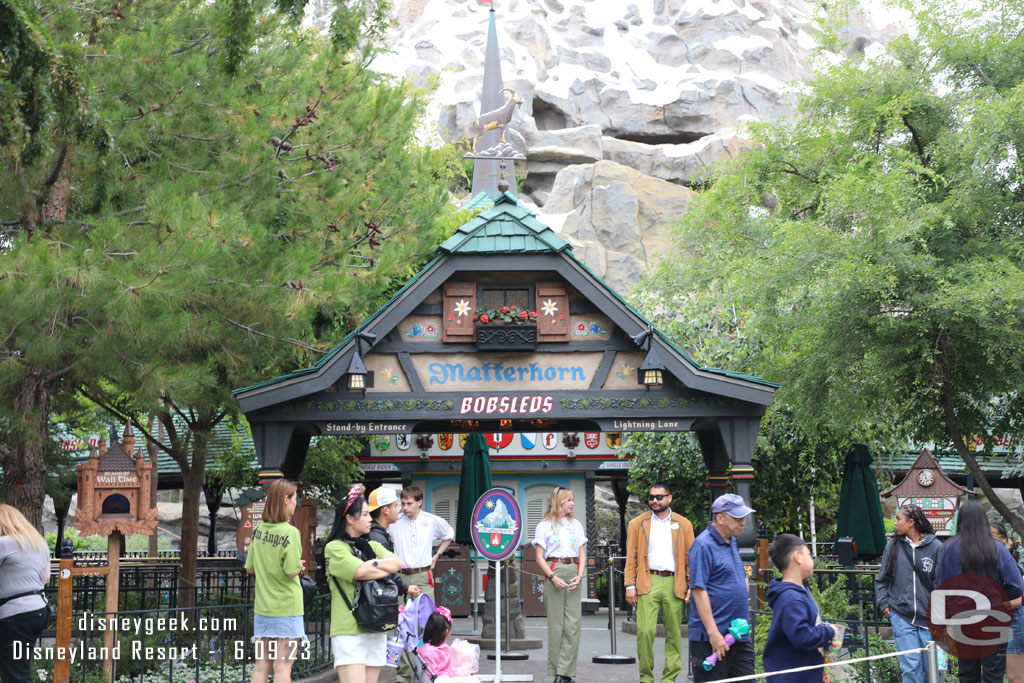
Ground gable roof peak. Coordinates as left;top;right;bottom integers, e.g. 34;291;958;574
439;193;570;256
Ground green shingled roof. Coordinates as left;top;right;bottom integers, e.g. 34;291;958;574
439;192;571;255
235;191;778;395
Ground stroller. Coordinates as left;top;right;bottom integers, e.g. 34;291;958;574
392;593;439;682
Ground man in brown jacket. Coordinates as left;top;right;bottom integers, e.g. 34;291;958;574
625;482;696;683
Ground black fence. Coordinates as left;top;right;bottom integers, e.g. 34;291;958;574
33;558;334;683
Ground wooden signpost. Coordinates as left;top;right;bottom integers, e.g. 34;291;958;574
65;423;158;682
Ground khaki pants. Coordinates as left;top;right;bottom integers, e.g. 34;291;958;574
397;570;432;683
543;561;583;678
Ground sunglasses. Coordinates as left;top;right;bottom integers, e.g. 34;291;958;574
648;494;669;501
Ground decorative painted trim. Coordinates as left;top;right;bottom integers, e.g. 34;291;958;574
559;396;735;410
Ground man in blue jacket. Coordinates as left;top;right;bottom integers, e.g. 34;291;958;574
764;534;837;683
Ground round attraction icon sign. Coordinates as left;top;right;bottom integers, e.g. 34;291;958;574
471;488;522;561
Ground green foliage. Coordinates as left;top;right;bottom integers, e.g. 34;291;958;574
619;431;711;526
640;0;1024;533
851;634;901;683
0;0;455;585
46;526;105;551
300;435;364;508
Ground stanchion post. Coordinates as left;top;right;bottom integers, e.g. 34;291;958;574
592;555;635;665
926;641;940;683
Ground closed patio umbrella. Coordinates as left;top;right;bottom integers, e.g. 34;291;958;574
836;443;888;560
456;433;493;546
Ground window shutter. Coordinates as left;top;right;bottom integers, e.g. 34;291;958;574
535;282;570;342
433;492;459;530
443;282;477;342
526;497;547;542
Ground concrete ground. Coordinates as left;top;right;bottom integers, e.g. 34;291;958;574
305;611;686;683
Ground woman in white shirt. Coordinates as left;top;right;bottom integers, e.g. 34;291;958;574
533;487;587;683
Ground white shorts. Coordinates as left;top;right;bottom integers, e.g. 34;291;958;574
332;632;387;668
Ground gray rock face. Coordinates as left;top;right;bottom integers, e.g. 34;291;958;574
372;0;896;290
545;161;694;287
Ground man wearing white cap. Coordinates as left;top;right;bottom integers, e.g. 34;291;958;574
366;487;420;598
688;493;756;683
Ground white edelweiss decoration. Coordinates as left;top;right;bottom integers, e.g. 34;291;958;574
454;299;471;317
541;299;559;316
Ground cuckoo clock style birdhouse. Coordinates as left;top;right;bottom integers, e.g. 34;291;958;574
881;448;971;536
74;422;158;537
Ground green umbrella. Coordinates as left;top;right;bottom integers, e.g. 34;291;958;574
836;443;888;559
456;433;493;546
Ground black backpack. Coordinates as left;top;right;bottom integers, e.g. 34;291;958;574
330;542;400;632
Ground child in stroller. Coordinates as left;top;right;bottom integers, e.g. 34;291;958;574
395;597;480;683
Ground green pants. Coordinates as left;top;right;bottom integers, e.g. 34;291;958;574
636;573;684;683
543;561;583;677
397;570;433;683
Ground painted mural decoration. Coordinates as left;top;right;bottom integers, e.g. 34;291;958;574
405;322;440;338
574;321;608;336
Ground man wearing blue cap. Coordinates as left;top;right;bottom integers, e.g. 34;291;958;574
688;493;756;682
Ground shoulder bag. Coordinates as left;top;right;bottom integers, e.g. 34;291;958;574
330;543;400;632
898;541;934;592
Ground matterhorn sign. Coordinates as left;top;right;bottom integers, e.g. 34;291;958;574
471;488;523;561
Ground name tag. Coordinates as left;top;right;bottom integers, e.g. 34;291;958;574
671;523;679;530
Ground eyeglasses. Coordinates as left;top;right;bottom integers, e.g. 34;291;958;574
648;494;668;501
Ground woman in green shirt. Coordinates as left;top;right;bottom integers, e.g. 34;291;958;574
325;484;403;683
244;479;307;683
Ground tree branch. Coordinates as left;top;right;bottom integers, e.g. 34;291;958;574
780;161;819;184
198;301;327;354
901;114;928;165
78;387;174;457
937;330;1024;537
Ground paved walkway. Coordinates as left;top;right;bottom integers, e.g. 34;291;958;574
366;611;683;683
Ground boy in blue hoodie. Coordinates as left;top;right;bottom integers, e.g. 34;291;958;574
763;534;837;683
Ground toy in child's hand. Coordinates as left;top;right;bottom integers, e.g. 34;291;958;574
702;618;751;671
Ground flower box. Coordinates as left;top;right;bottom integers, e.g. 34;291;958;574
475;323;538;351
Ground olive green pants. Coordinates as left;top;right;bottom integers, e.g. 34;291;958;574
543;561;583;677
636;573;684;683
396;570;432;683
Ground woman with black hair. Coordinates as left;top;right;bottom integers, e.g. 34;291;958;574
875;504;941;683
936;500;1024;683
325;485;403;683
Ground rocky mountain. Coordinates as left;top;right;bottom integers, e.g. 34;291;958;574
371;0;897;290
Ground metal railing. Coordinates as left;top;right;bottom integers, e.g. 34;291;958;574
34;589;333;683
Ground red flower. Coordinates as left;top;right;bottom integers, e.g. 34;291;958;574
473;315;478;322
519;311;528;320
479;314;490;323
529;311;538;318
510;305;517;310
500;306;510;314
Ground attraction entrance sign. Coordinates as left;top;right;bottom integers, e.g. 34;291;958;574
235;192;777;552
471;488;523;560
470;489;525;680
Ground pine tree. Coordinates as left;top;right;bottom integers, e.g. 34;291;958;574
1;0;455;606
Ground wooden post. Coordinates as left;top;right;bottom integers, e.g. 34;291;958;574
53;556;75;683
756;536;770;609
104;532;121;681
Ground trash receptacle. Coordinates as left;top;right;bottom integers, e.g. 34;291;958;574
434;543;472;617
521;542;547;617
